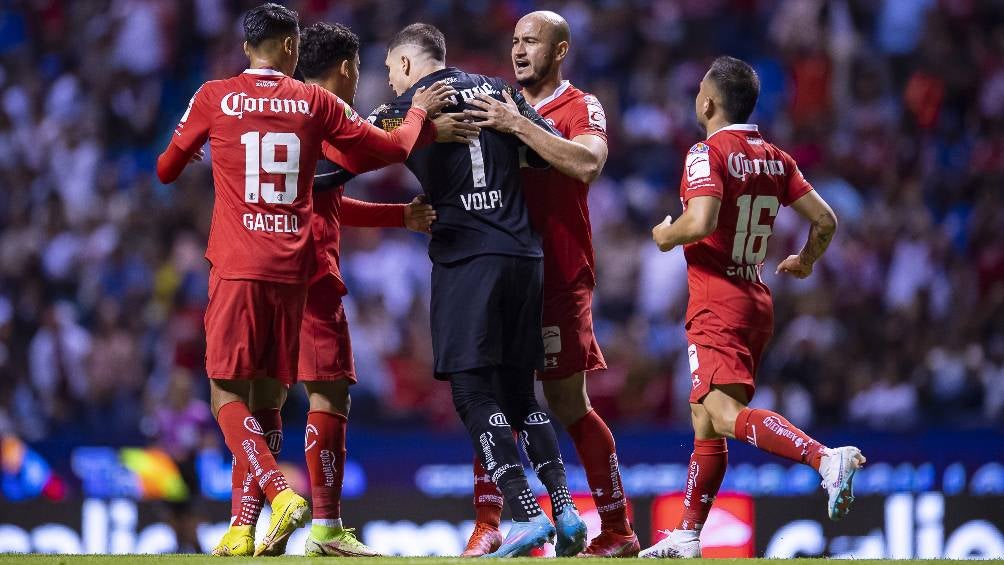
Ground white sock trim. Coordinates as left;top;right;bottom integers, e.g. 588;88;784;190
313;518;343;528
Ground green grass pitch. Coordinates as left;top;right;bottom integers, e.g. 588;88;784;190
0;557;990;565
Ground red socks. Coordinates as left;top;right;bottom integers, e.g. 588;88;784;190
567;410;631;534
472;456;503;528
734;408;825;470
217;401;288;517
230;408;283;526
305;410;347;521
678;438;727;530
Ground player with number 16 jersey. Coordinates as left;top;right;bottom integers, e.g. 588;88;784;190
641;57;862;559
679;123;809;402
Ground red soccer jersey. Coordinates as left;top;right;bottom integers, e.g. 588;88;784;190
521;81;607;290
308;142;416;291
680;124;813;328
170;68;422;283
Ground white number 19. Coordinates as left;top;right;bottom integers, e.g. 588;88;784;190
240;131;300;204
732;194;779;264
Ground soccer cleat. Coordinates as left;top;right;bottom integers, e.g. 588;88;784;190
482;513;555;558
554;507;588;557
578;529;641;558
639;529;701;558
211;525;255;557
820;446;866;521
462;522;503;557
254;488;311;556
305;526;382;557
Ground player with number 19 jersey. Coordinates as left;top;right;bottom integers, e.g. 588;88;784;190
168;68;428;384
680;123;812;403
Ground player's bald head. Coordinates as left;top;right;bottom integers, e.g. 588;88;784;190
515;11;570;45
512;11;570;87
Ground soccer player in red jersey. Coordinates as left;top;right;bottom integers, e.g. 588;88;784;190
155;3;453;557
638;56;865;558
217;20;444;557
462;11;639;557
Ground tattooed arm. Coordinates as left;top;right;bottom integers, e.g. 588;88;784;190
776;190;838;279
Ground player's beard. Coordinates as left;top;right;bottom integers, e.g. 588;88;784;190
516;56;555;88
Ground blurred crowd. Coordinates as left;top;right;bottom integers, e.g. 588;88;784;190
0;0;1002;452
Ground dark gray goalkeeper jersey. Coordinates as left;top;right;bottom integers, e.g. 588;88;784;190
366;67;559;264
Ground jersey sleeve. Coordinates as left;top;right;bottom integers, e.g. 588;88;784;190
780;151;813;206
681;142;724;203
317;88;427;162
341;197;405;228
322;120;434;175
171;85;212;153
314;155;354;192
567;93;608;142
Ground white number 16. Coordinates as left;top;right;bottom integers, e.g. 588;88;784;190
732;194;779;264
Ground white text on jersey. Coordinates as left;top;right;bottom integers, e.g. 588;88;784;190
242;213;299;233
461;190;503;211
221;92;310;120
727;152;784;180
727;263;764;283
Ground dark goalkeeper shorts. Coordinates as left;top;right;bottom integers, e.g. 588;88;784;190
431;254;544;379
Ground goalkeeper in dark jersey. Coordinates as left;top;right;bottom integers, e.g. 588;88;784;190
337;23;588;558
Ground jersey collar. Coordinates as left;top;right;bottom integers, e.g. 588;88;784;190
707;123;758;140
531;80;571;111
243;68;286;76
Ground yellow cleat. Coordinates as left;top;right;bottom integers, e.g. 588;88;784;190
254;488;311;556
212;525;255;557
305;526;383;557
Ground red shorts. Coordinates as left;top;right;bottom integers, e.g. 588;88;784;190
686;310;773;403
204;271;308;387
297;275;356;383
537;285;607;381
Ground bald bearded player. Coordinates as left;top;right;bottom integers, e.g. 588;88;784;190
461;11;639;557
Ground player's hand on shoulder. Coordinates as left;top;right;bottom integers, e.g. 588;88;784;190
776;254;814;279
412;81;457;116
465;90;522;134
433;113;480;144
404;195;437;234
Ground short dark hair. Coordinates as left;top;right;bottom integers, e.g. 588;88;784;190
388;23;446;62
298;22;360;79
707;56;760;123
243;3;299;47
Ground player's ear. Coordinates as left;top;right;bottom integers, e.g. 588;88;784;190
339;58;351;78
554;41;569;62
242;41;251;59
283;35;295;55
402;55;411;77
703;96;714;120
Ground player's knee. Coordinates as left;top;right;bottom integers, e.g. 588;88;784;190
542;374;591;426
707;409;739;438
305;381;350;417
450;379;495;419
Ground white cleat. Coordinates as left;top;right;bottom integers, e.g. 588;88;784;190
819;446;866;521
639;529;701;558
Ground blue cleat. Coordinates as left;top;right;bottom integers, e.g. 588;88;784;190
482;514;555;558
554;506;588;556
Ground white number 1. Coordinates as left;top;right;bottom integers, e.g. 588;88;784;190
240;131;300;204
468;138;487;188
732;195;779;264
